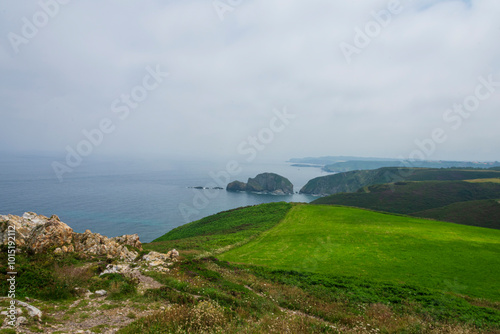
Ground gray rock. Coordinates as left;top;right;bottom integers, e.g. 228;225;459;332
74;287;92;298
100;264;129;276
95;290;107;296
16;300;42;320
16;316;27;326
169;249;179;259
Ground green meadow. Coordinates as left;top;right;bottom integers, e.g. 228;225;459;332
466;178;500;184
148;202;292;254
219;205;500;301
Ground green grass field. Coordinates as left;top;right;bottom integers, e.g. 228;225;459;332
147;202;292;255
466;178;500;184
219;205;500;301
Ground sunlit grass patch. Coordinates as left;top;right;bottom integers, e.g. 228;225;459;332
220;205;500;301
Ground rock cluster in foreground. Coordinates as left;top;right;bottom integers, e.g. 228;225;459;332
0;212;143;261
227;173;294;195
0;212;182;332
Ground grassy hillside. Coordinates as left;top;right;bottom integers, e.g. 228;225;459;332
219;205;500;302
311;180;500;215
148;202;292;255
406;169;500;181
5;202;500;333
135;203;500;332
300;167;500;195
411;199;500;229
300;168;398;195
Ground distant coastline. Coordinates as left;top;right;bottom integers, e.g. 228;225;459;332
290;163;324;168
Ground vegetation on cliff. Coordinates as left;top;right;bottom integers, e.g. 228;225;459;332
149;202;292;255
311;181;500;229
300;167;500;195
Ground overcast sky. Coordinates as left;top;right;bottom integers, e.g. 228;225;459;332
1;0;499;164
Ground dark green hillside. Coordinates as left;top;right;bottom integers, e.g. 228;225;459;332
148;202;291;254
404;169;500;181
311;181;500;215
300;167;500;195
412;199;500;230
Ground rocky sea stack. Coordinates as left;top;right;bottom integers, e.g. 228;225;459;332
227;173;293;195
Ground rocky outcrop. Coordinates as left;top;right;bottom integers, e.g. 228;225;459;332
226;180;247;192
26;215;73;253
0;212;46;248
0;212;142;261
72;230;140;262
99;250;180;276
0;297;42;321
247;173;293;194
226;173;293;195
111;234;142;249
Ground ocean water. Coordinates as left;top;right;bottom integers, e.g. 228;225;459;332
0;156;328;242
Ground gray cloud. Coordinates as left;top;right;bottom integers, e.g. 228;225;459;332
1;0;499;163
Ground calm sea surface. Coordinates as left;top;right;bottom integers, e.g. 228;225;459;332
0;156;329;242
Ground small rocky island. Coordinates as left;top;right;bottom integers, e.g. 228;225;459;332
227;173;293;195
